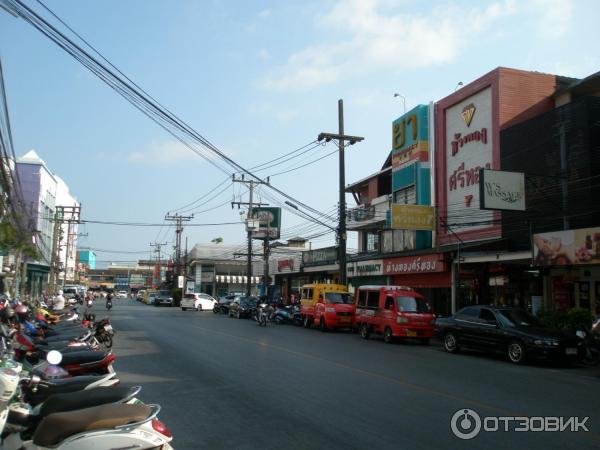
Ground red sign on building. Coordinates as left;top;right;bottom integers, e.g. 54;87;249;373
383;254;446;275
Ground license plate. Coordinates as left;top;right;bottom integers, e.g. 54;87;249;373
104;324;113;332
565;348;578;355
339;316;350;322
406;330;417;337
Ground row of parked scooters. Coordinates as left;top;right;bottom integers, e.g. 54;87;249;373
0;296;174;449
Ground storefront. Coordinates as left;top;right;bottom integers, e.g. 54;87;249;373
383;253;452;314
347;259;386;293
25;263;49;299
533;227;600;314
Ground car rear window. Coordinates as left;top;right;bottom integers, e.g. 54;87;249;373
396;296;431;313
159;291;171;296
184;294;196;299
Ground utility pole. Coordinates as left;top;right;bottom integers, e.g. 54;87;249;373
318;99;364;286
263;222;270;299
231;175;269;296
49;205;81;293
150;242;168;287
165;213;193;281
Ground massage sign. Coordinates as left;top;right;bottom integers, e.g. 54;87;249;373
445;87;493;231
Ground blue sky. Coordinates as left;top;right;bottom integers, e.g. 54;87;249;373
1;0;599;266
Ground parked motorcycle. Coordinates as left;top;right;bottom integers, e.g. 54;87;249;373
576;322;600;366
255;303;274;327
272;305;294;325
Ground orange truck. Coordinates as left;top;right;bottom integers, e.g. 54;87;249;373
300;283;355;331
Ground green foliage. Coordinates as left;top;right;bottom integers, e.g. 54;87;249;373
211;237;223;244
0;219;38;259
537;308;593;331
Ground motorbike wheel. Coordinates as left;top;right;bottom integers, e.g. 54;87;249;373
582;348;600;366
103;333;113;349
303;315;311;328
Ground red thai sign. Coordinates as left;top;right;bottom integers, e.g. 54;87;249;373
277;259;295;272
383;254;446;275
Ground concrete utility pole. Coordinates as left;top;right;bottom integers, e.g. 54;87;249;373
165;213;193;279
49;205;81;293
150;242;168;286
318;99;364;286
232;175;269;296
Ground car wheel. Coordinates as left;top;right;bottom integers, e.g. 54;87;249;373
319;318;327;332
197;304;203;312
443;332;460;353
507;339;527;364
213;306;219;314
303;315;311;328
181;307;186;311
359;323;370;340
383;327;393;344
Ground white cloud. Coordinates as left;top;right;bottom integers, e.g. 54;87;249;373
529;0;573;38
128;141;206;165
258;9;271;18
257;49;271;61
259;0;517;91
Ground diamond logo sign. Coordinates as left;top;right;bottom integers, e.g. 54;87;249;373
461;103;476;127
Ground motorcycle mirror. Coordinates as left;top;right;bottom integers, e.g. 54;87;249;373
46;350;63;365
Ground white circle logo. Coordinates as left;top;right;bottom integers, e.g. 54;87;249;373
451;409;482;440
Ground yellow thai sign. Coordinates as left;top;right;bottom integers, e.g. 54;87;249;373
391;204;435;231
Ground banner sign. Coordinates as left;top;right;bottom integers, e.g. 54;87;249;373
251;207;281;240
302;246;338;266
479;169;525;211
392;105;429;171
533;227;600;266
383;254;445;275
347;259;383;277
391;204;435;230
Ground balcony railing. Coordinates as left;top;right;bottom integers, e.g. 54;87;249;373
347;195;390;230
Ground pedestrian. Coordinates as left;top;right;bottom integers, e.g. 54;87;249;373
106;291;114;310
52;290;65;311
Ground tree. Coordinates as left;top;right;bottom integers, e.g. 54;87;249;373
211;237;223;244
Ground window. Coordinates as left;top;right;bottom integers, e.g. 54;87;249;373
358;290;367;307
396;296;431;313
459;307;479;317
325;293;352;304
384;296;395;310
366;291;379;309
393;185;416;205
363;232;379;252
497;309;540;328
479;308;497;324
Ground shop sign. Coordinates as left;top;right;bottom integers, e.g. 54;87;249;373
303;246;338;266
444;86;494;230
479;169;525;211
392;105;429;171
277;259;295;272
533;226;600;266
251;207;281;240
347;260;383;277
391;204;435;231
383;254;445;275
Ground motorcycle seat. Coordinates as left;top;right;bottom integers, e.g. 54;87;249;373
39;385;140;417
60;350;107;365
33;403;152;446
26;376;113;406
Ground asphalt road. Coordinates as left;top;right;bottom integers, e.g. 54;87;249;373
103;298;599;450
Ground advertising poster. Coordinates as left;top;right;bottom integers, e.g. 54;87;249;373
533;226;600;266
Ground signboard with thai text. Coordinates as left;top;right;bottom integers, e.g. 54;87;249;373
445;86;494;231
391;204;435;231
392;105;429;171
383;254;445;275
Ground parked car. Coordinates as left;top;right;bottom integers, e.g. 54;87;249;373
145;291;158;305
436;305;583;364
355;285;435;344
154;290;173;307
214;295;237;314
116;290;128;299
181;293;217;311
136;290;146;302
229;296;259;319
